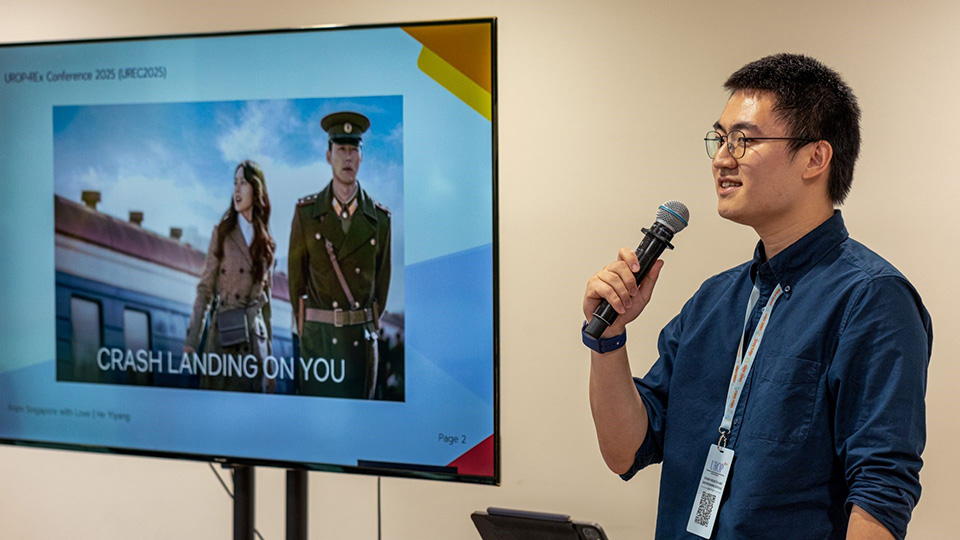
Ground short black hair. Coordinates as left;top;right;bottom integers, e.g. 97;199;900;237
327;140;362;151
724;53;861;205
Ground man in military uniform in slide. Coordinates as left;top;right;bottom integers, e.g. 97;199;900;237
288;111;391;399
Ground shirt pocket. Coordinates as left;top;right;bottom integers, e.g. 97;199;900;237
743;356;821;443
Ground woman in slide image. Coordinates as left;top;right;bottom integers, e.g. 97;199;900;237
183;160;276;393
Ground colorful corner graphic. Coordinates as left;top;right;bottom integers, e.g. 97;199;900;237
447;434;494;477
403;24;492;121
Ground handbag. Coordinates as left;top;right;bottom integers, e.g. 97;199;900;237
217;307;249;347
215;266;259;348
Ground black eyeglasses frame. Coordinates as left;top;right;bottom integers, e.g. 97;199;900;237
704;130;818;159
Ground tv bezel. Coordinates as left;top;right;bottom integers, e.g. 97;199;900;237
0;17;500;486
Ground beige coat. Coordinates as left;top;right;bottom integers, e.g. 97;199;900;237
185;223;272;392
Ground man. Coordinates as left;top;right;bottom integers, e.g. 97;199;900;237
583;54;931;539
289;111;391;399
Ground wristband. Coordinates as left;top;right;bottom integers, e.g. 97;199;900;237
581;321;626;353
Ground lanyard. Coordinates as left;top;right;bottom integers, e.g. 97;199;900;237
717;283;783;448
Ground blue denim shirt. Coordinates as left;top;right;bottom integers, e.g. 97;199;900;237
622;211;932;539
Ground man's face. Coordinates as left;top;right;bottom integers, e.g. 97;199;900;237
327;141;362;185
712;91;809;229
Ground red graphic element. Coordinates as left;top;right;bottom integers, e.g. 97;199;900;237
447;434;494;477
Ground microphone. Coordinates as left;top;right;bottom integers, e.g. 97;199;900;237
584;200;690;340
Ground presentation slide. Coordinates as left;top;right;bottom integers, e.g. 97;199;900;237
0;21;497;482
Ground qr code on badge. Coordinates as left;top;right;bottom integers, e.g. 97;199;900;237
694;491;717;527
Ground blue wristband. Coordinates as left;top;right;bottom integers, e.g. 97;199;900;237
581;321;626;353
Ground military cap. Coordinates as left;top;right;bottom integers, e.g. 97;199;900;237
321;111;370;146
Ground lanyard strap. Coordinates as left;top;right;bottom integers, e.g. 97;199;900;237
718;283;783;447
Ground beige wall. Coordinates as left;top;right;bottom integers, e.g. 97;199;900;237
1;1;958;538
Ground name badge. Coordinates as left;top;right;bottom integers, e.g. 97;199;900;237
686;444;734;538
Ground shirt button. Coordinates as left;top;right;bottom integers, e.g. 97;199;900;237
315;233;321;240
784;285;791;293
355;267;361;274
332;301;338;308
354;301;360;309
370;239;376;246
353;341;359;347
332;338;337;345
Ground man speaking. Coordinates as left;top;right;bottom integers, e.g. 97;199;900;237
582;54;932;539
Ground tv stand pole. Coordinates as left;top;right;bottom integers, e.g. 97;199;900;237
227;465;307;539
286;469;308;540
233;464;255;540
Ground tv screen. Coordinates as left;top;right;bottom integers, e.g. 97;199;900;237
0;19;498;484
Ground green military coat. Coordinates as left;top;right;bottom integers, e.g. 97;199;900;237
288;181;391;399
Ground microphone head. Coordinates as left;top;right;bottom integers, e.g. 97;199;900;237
656;200;690;233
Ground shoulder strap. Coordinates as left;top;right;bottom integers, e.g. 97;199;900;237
324;238;357;307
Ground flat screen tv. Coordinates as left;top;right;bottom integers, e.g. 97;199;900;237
0;18;498;484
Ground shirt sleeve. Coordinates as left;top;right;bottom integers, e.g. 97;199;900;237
263;264;273;356
288;207;307;331
828;276;932;540
375;213;391;314
620;310;683;481
185;226;221;349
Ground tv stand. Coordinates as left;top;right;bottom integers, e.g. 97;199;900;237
286;469;308;540
230;465;308;540
232;465;254;540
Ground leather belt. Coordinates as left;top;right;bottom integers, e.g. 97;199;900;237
305;307;374;328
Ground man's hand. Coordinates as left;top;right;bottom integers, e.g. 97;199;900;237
583;248;664;337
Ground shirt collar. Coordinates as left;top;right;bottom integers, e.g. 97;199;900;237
314;180;378;221
751;210;849;296
332;192;359;219
238;215;254;246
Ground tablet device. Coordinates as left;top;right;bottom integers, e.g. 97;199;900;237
471;507;610;540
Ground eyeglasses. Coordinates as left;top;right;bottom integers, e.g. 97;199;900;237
704;130;817;159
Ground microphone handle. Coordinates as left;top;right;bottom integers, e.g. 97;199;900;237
584;222;675;340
